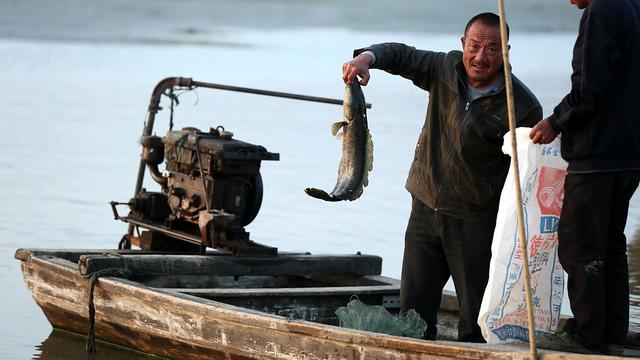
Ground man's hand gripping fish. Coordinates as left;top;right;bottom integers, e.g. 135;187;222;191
305;81;373;201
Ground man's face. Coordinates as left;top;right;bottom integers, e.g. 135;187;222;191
461;22;503;88
570;0;592;9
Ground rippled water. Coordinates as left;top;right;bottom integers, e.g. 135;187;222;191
32;330;156;360
1;1;638;359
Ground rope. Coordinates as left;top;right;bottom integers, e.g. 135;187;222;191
84;266;132;353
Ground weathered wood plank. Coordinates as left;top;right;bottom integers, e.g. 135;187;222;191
78;254;383;277
15;248;210;263
165;284;399;297
133;273;399;290
301;274;400;286
90;278;512;360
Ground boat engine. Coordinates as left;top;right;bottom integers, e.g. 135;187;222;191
108;77;285;255
114;125;279;255
149;126;277;251
111;76;355;255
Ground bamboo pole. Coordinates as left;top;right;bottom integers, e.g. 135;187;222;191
496;1;538;358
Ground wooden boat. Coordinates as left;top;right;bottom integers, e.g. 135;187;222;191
16;248;629;359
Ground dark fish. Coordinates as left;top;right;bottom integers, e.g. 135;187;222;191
305;81;373;201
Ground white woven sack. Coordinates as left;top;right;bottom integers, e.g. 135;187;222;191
479;127;567;343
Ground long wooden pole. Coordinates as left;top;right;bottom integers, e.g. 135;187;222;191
496;2;538;358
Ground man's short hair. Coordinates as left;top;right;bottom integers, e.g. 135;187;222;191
464;12;509;39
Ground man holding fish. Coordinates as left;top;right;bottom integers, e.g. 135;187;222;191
342;13;542;342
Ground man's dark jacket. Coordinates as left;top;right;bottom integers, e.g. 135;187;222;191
547;0;640;172
358;43;542;221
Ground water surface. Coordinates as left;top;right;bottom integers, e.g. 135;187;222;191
1;1;638;359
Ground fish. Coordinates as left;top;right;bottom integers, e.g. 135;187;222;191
305;81;373;201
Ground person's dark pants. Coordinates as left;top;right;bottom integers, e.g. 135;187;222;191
400;198;495;342
558;171;640;349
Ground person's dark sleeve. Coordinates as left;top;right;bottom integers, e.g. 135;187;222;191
519;102;543;128
546;2;621;132
354;43;446;91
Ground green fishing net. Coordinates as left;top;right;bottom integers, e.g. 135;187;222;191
335;297;427;339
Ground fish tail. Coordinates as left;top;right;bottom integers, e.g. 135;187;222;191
304;187;341;202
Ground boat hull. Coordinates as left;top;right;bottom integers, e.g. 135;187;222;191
17;249;616;360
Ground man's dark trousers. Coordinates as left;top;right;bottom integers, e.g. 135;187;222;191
559;171;640;349
400;198;495;342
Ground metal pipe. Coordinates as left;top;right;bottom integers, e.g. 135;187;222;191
191;80;372;109
134;77;193;199
147;163;166;188
126;218;203;246
129;77;194;236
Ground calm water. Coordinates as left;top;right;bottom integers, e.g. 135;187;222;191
1;1;639;359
